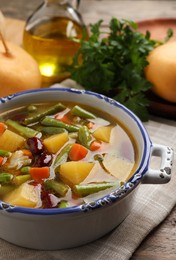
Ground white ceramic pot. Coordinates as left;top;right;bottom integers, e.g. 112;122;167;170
0;88;174;250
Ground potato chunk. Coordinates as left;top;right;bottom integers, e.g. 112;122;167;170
60;161;94;185
3;182;41;208
103;154;134;182
93;126;113;143
43;132;69;153
0;129;25;152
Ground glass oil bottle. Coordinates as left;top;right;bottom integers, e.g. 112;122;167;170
23;0;87;87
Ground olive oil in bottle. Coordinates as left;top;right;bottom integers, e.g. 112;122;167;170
23;1;87;87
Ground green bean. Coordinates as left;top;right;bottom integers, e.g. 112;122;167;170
0;173;13;184
33;125;66;135
58;200;69;208
54;144;72;170
24;103;66;125
0;185;15;195
6;119;39;138
13;174;31;185
73;182;120;197
41;117;79;132
41;126;66;135
44;179;69;197
78;125;91;148
0;149;11;157
71;105;96;119
21;166;31;174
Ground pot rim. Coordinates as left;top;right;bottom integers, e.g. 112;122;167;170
0;88;152;215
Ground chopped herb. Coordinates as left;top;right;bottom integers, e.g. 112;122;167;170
70;18;173;121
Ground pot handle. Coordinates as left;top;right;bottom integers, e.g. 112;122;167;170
142;143;174;184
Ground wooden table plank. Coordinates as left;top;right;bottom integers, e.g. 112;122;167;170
80;0;176;25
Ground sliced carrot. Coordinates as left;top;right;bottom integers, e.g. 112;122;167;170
21;149;33;158
69;143;88;161
0;122;7;135
89;140;102;151
29;167;50;181
0;156;4;165
55;114;72;124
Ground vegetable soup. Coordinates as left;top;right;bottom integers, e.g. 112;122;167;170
0;102;137;208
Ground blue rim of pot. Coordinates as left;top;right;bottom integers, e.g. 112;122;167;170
0;88;152;215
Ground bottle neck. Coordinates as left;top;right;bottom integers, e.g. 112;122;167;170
45;0;79;9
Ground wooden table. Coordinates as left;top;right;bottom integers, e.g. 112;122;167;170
1;1;176;259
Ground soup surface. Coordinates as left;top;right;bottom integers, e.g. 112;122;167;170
0;102;137;208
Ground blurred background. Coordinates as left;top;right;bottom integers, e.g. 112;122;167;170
1;0;176;24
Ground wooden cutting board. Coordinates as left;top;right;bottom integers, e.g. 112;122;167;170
5;18;25;46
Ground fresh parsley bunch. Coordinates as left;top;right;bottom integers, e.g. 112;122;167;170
70;18;172;121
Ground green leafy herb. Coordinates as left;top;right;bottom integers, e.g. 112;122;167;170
70;18;173;121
